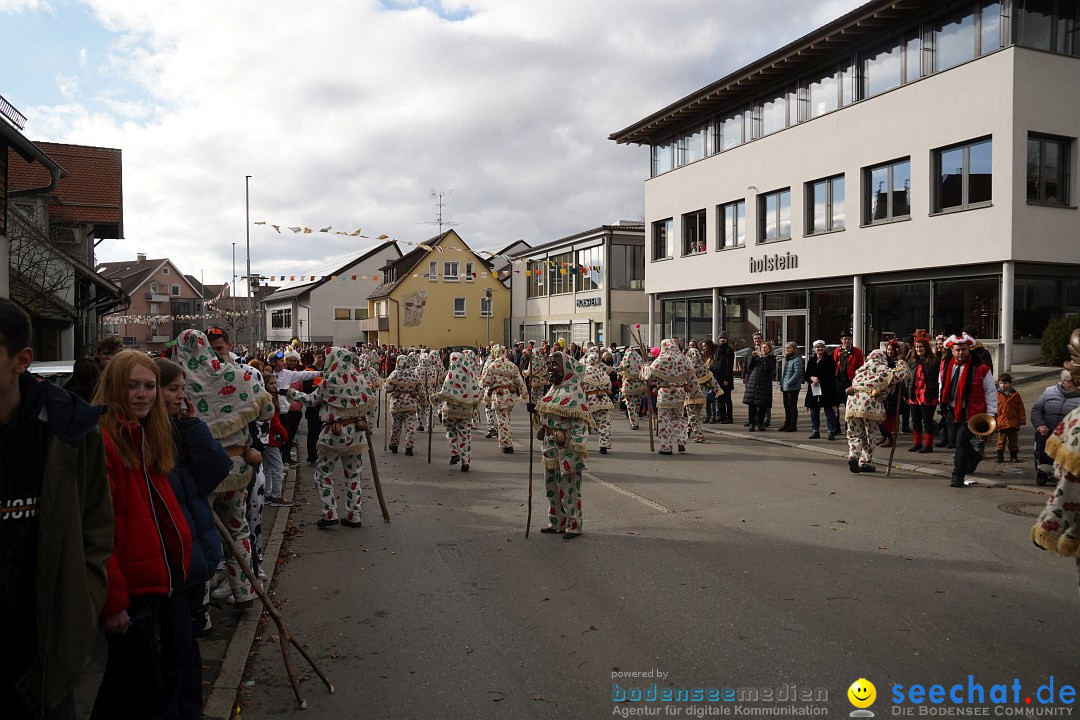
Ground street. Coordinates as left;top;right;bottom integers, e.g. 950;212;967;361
235;399;1080;719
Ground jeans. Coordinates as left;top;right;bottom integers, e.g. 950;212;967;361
263;446;284;498
809;406;839;434
782;390;800;428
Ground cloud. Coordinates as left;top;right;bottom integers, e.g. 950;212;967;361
0;0;51;12
20;0;863;284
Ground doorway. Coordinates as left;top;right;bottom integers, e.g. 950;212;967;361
763;311;808;377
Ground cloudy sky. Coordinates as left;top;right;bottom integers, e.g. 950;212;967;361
2;0;862;287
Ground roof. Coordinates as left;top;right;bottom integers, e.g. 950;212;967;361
97;257;201;296
262;240;400;302
509;223;645;258
184;275;227;298
368;230;496;300
609;0;936;145
7;142;123;237
0;118;65;180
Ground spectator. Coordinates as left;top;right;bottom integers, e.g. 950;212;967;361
804;340;840;440
95;335;124;370
62;356;102;402
1031;368;1080;483
779;341;804;432
743;341;776;433
994;373;1026;463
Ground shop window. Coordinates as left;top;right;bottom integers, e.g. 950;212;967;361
652;219;673;261
717;200;746;249
1027;134;1072;205
865;283;930;349
933;277;998;339
682;210;707;255
864;158;911;224
807;175;845;234
934;137;992;212
809;288;854;347
758;189;791;243
722;294;763;354
1014;276;1061;340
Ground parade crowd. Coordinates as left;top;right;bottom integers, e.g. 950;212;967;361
3;293;1080;719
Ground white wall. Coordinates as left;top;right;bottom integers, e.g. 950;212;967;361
308;246;401;344
644;48;1021;296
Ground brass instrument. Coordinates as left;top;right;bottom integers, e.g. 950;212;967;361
967;413;997;437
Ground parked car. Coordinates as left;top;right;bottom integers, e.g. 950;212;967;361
28;360;76;386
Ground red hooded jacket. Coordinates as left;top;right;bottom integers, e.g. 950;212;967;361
100;424;192;617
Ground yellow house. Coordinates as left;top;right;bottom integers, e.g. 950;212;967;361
365;230;509;349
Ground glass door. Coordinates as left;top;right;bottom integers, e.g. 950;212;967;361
763;311;808;380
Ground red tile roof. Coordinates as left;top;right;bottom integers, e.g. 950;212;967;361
7;141;123;232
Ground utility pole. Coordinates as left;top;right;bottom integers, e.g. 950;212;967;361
245;175;253;353
422;188;458;236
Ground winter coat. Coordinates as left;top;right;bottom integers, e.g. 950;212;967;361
804;352;841;409
742;353;776;408
100;422;193;618
780;353;804;392
908;357;940;406
168;417;232;587
14;380;113;715
1031;383;1080;431
995;389;1026;430
711;345;736;389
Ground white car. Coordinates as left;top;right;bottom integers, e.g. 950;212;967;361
28;360;76;386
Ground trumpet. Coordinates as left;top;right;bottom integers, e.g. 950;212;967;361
967;413;997;437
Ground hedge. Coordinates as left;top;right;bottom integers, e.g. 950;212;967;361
1041;314;1080;366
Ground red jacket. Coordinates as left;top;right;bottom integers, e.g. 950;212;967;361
100;425;192;618
833;346;864;383
267;406;289;448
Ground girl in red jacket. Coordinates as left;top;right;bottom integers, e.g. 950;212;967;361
90;350;192;719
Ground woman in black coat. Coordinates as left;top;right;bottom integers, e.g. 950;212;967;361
742;342;776;431
804;340;841;440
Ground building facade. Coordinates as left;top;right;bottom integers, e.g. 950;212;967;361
98;254;206;353
610;0;1080;369
261;241;401;348
509;222;647;347
366;230;510;348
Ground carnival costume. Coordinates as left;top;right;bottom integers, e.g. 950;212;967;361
523;347;550;404
684;347;721;443
174;329;274;604
288;347;377;526
583;351;615;453
432;352;482;470
616;346;647;430
386;353;422;454
479;345;527;452
843;348;909;473
535;352;594;537
641;339;691;455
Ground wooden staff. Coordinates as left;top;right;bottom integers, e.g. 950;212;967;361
213;514;334;710
526;403;535;539
427;377;434;464
885;384;905;477
365;427;392;522
629;328;655;453
383;386;389;452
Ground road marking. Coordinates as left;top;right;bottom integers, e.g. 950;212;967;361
584;471;672;514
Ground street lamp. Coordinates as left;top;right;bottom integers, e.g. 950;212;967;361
245;175;253;353
484;287;492;346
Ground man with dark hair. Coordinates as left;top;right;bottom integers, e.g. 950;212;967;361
95;335;124;369
939;334;997;488
0;298;113;719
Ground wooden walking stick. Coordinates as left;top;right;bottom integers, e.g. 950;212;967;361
213;514;334;710
383;387;389;452
365;427;392;522
427;378;434;464
630;326;655;453
885;384;904;477
526;403;535;539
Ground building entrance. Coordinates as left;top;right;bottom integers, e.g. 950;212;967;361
764;311;808;377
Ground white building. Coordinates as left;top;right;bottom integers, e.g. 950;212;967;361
509;222;647;347
610;0;1080;369
261;241;401;347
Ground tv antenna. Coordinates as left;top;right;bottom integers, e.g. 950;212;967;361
421;188;458;235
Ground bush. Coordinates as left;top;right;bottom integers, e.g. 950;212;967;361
1041;314;1080;366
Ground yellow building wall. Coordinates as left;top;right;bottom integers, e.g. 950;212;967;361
371;231;510;349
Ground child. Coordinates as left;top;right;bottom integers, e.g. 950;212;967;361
994;373;1026;462
261;373;291;506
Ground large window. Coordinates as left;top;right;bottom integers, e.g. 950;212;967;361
660;298;713;343
807;175;845;234
933;9;976;72
756;91;790;138
1015;275;1080;339
682;210;707;255
717;200;746;250
717;110;745;151
804;67;839;119
1027;134;1071;205
758;189;791;243
933;276;998;339
271;308;292;329
865;158;911;224
934;137;992;212
652;219;673;261
549;252;573;295
576;245;604;292
859;32;920;100
680;125;707;166
527;260;547;298
610;244;645;290
1018;0;1079;55
652;139;676;176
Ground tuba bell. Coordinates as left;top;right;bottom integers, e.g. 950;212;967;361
967;413;997;437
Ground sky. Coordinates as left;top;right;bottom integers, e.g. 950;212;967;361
1;0;864;289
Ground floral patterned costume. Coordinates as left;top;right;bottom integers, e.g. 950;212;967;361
584;351;615;451
289;347;377;525
432;352;482;468
479;345;527;450
684;347;720;443
641;339;691;454
844;348;909;471
536;353;594;536
386;354;422;452
616;347;647;429
174;329;275;603
523;347;550;404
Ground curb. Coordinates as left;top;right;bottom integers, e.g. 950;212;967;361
703;426;1049;496
203;466;298;720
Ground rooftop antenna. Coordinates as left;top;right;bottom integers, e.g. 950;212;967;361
421;188;459;236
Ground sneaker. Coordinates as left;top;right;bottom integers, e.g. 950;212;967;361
450;455;460;465
269;496;293;507
405;447;414;456
317;518;340;529
210;577;233;601
808;431;820;439
257;568;268;581
848;457;861;474
678;444;686;453
460;463;470;472
201;612;213;633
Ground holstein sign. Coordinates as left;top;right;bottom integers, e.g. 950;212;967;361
749;252;798;273
576;297;602;308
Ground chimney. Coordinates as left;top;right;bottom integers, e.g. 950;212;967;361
137;253;146;263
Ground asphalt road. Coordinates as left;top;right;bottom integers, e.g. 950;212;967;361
236;409;1079;719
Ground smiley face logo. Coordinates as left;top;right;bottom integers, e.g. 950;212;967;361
847;678;876;709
